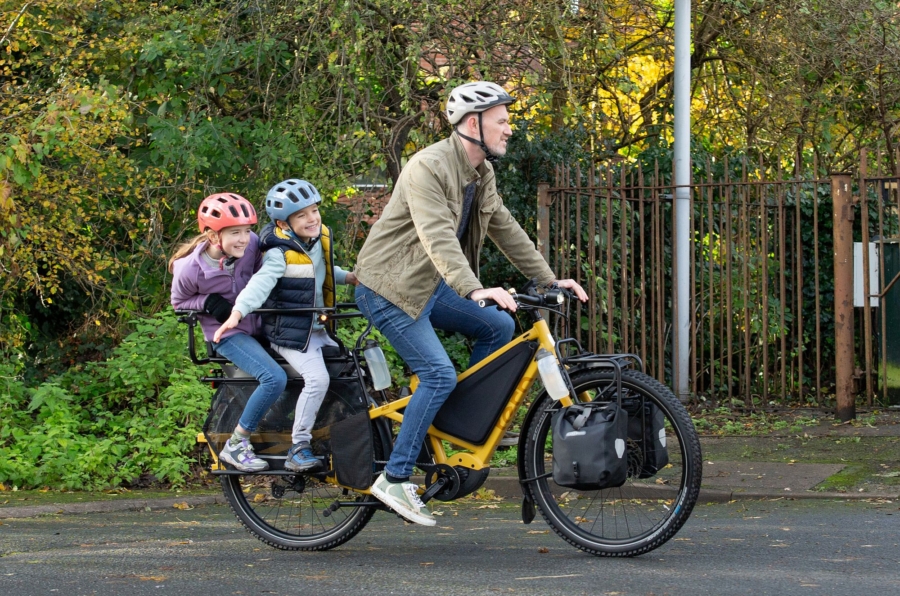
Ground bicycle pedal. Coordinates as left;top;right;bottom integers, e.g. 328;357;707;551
420;477;446;503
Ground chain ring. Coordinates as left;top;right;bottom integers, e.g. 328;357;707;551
423;463;462;501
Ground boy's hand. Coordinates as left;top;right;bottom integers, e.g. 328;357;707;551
213;310;243;343
345;272;359;286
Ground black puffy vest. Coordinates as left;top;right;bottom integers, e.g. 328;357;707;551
258;222;335;352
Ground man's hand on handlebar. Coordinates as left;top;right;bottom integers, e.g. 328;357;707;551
553;279;589;302
469;287;518;312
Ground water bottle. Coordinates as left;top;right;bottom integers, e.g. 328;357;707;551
363;340;391;391
536;347;569;400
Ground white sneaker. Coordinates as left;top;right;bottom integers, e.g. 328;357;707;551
369;473;436;526
219;437;269;472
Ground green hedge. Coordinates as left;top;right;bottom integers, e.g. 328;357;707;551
0;312;208;490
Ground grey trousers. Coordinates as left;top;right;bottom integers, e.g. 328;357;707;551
271;329;336;445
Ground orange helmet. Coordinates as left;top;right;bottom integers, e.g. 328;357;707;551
197;193;257;232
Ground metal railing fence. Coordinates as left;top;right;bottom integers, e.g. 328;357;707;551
540;155;900;408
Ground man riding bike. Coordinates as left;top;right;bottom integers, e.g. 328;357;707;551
354;80;588;526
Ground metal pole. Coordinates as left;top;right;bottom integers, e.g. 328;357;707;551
537;182;551;264
831;173;856;422
673;0;692;400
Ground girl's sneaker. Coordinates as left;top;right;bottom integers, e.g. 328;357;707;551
284;442;323;472
219;438;269;472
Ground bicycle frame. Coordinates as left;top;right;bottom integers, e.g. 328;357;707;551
181;297;643;492
369;317;558;474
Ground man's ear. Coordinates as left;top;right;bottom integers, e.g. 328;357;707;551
464;113;480;134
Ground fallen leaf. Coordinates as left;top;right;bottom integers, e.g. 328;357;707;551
538;547;549;553
173;502;193;510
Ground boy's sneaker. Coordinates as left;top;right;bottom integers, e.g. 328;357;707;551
284;442;322;472
219;438;269;472
369;473;436;526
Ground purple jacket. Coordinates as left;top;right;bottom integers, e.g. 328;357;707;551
170;233;263;342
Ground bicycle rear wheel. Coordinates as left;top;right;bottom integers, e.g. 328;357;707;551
523;369;702;557
221;422;387;551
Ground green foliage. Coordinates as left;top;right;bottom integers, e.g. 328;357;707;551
0;311;208;490
334;312;406;389
482;116;592;290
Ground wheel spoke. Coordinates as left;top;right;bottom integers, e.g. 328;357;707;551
219;422;388;550
525;369;702;556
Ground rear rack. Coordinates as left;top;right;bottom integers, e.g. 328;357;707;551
175;304;363;366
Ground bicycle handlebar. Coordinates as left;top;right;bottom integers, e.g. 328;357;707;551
477;288;566;309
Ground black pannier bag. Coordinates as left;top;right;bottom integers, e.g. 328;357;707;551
551;401;628;490
329;411;374;490
622;397;669;478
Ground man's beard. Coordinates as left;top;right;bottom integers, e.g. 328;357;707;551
485;139;508;157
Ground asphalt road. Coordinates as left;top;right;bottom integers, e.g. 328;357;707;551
1;499;898;595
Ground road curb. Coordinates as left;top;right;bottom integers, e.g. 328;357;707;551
2;478;895;520
0;495;225;520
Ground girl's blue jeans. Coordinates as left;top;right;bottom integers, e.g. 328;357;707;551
355;280;515;479
214;333;287;432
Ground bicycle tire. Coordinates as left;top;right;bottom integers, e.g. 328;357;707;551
221;422;387;551
523;368;702;557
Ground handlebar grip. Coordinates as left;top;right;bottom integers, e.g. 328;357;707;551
477;299;497;308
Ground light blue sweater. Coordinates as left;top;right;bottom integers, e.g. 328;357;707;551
234;238;349;330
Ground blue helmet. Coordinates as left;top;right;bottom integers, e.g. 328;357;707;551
265;179;322;222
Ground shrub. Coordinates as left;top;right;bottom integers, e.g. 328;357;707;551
0;311;208;490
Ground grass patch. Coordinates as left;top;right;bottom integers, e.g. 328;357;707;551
691;408;823;436
814;465;872;493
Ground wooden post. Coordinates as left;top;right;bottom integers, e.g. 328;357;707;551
831;173;856;421
537;182;551;264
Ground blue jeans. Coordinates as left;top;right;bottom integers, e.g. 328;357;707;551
355;281;515;479
214;333;288;433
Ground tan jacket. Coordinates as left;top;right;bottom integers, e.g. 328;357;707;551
355;132;555;319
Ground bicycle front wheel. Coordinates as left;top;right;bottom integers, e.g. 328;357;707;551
221;422;387;551
523;369;702;557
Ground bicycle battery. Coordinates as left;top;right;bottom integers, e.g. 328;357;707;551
551;401;628;490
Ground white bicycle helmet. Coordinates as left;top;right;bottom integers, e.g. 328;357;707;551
446;81;515;163
445;81;514;126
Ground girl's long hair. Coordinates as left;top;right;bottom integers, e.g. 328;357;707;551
167;234;208;273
